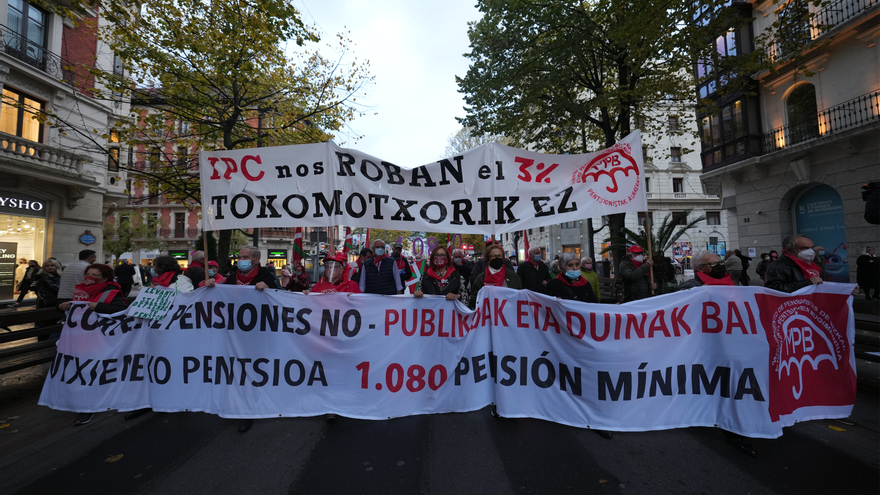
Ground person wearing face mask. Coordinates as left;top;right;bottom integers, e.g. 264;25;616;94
765;234;827;293
516;246;551;294
547;252;598;302
308;253;361;293
198;261;226;287
286;263;312;292
579;257;601;301
359;239;403;295
468;243;522;309
391;242;413;287
205;246;280;292
812;246;826;272
680;251;739;289
414;246;461;300
148;256;195;293
469;241;514;284
723;251;743;285
755;253;771;283
280;263;292;287
618;245;657;302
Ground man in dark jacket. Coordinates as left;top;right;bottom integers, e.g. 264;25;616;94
517;246;551;294
114;259;136;298
188;250;207;285
391;242;412;287
765;234;826;293
359;239;403;294
618;245;657;302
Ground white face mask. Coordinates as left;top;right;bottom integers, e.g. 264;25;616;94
633;254;645;263
797;248;815;262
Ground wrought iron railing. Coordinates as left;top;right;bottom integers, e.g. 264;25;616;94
762;91;880;153
0;25;75;83
159;228;200;239
814;0;879;30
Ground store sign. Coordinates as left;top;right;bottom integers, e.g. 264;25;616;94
168;251;188;260
0;242;17;300
268;249;288;258
0;193;46;216
79;230;96;245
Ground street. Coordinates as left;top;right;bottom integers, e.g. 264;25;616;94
1;360;877;495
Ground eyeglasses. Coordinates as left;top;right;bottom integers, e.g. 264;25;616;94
699;261;724;268
488;254;505;259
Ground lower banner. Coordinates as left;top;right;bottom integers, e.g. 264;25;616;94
39;283;857;438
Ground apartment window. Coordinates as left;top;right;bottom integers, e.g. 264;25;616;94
787;83;820;145
672;178;684;193
176;146;189;167
148;184;159;204
645;177;651;192
0;88;43;142
562;221;578;229
528;229;533;235
5;0;48;69
642;145;649;162
667;115;679;132
672;211;688;226
174;213;185;237
670;147;682;162
707;212;721;225
638;212;653;228
539;226;544;233
602;215;610;226
108;131;120;172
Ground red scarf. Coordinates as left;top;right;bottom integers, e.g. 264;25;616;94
312;279;361;293
72;280;121;302
696;271;735;286
785;253;821;279
527;258;541;269
556;272;588;287
483;266;506;286
426;265;456;282
198;274;226;287
152;270;178;288
372;254;387;267
190;260;204;268
236;265;260;285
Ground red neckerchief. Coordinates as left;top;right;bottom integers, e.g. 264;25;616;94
556;272;588;287
236;265;260;285
190;260;204;268
426;265;456;282
395;257;407;269
72;280;120;302
312;279;360;293
785;253;821;279
372;254;387;268
527;258;541;269
152;271;177;288
483;265;506;286
199;274;226;287
696;271;735;286
631;258;643;269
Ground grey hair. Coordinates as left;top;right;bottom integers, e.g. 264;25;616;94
238;245;261;260
782;234;806;251
559;252;579;266
581;257;592;264
371;239;385;248
691;250;716;268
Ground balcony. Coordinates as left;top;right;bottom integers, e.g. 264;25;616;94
0;130;88;174
814;0;879;33
0;25;75;83
762;91;880;154
159;228;199;239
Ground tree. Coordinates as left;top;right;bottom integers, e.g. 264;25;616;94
443;127;510;157
103;210;166;264
41;0;371;271
601;210;706;259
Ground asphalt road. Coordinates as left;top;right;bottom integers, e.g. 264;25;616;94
1;363;878;495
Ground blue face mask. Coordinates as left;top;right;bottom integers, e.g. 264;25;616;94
532;255;542;262
818;251;825;256
453;257;462;263
374;248;385;257
208;269;216;276
150;268;157;277
566;270;581;279
237;259;252;272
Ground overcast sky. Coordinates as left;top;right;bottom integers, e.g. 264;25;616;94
296;0;482;168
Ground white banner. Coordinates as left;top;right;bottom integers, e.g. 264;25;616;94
39;284;857;438
198;132;647;235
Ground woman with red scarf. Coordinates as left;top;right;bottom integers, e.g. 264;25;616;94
414;246;461;300
468;243;522;309
150;256;194;293
57;264;127;314
679;251;739;289
547;252;598;303
286;263;312;292
308;253;361;294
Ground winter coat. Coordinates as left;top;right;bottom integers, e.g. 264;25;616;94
469;268;522;309
618;258;652;302
764;256;827;293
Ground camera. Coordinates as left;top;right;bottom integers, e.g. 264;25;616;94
862;182;879;201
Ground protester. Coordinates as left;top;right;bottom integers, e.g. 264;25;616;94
724;251;743;285
470;240;513;284
549;259;562;279
680;251;738;289
32;261;61;308
755;253;771;282
414;246;461;300
142;262;153;287
359;239;403;295
114;259;136;298
734;249;751;285
508;255;518;267
286;263;311;292
856;247;879;300
350;247;373;281
149;256;194;293
765;235;826;293
769;250;778;262
57;250;97;302
451;249;473;281
546;252;598;303
618;245;657;302
517;247;551;294
12;260;40;306
207;246;280;291
308;253;361;294
198;261;226;288
391;242;413;287
188;250;206;283
280;264;292;287
579;257;601;301
469;243;522;309
813;246;826;272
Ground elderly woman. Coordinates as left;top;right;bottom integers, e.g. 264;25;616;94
150;255;194;293
307;253;360;294
468;243;522;309
680;250;738;289
414;246;461;300
547;252;598;303
58;264;128;314
579;257;601;301
286;263;312;292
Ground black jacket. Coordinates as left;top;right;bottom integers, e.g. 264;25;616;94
223;264;282;288
419;268;461;296
546;275;598;303
765;256;826;293
618;259;653;302
115;263;136;284
517;261;551;294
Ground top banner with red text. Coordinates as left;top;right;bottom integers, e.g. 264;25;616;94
38;283;856;438
198;132;647;235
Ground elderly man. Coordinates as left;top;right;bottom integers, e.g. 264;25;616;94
724;250;743;285
680;250;737;289
359;239;403;295
57;249;97;302
580;257;601;301
188;250;206;284
618;245;657;302
391;242;413;286
205;246;280;291
451;249;473;281
114;259;136;298
765;234;826;293
516;246;551;293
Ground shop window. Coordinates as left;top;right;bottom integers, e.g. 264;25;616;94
0;88;43;142
707;212;721;225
